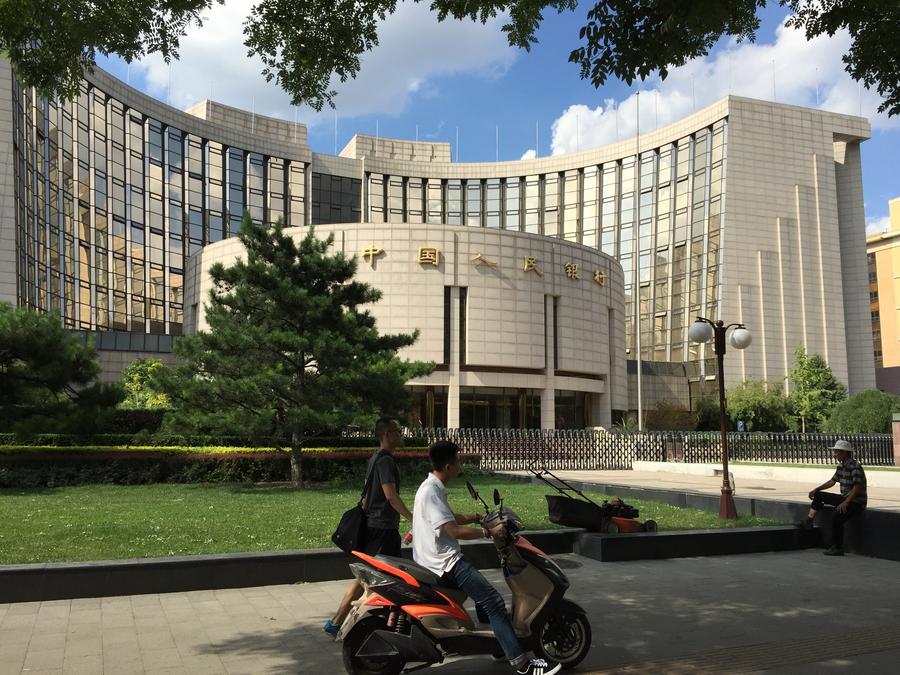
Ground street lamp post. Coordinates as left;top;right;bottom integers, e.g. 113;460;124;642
688;317;752;520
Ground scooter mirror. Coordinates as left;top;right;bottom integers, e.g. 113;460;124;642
493;489;501;506
466;481;479;501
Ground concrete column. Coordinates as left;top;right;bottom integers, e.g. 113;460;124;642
0;59;18;306
892;414;900;467
595;392;610;429
541;295;556;429
447;287;460;428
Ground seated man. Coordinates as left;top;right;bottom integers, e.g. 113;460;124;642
412;440;560;675
804;439;867;556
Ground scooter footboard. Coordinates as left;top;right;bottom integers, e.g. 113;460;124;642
357;624;442;664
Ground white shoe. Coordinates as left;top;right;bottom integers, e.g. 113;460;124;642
516;658;561;675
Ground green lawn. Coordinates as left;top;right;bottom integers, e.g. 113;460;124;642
0;477;783;564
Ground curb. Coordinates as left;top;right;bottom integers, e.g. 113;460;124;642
0;528;583;604
576;526;821;562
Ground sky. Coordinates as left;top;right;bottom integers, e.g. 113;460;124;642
97;1;900;231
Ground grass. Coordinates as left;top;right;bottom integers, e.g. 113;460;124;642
0;476;783;565
733;461;900;472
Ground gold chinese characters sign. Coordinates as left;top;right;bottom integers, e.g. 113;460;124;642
357;244;609;288
418;247;440;266
360;246;384;268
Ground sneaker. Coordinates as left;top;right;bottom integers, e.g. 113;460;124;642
323;618;340;637
516;658;561;675
823;546;844;557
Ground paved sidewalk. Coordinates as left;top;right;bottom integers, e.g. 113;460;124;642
2;550;899;674
517;469;900;512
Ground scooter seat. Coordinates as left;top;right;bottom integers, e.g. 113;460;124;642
375;554;443;586
434;585;467;605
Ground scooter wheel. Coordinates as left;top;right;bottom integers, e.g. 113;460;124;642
536;603;592;669
643;520;658;533
342;616;405;675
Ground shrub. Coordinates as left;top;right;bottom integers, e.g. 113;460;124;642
823;389;900;433
0;433;430;448
695;396;722;432
726;380;791;432
0;446;474;488
644;401;696;431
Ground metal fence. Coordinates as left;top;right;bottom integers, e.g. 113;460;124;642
403;429;895;470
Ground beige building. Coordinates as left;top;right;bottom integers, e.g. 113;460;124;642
186;224;626;428
866;198;900;392
0;57;877;425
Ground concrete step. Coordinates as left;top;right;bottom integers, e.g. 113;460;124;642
576;525;821;562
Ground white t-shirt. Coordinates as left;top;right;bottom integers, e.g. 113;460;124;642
413;473;461;576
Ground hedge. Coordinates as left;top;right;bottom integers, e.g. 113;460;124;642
0;433;428;448
0;447;476;488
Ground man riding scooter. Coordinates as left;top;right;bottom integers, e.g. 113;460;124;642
412;441;561;675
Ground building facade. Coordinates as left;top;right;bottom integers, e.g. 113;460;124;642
866;198;900;394
186;223;626;428
0;57;876;424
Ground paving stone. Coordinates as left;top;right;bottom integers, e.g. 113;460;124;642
64;634;103;657
138;629;177;652
61;653;103;674
27;632;68;652
140;647;183;669
22;647;66;671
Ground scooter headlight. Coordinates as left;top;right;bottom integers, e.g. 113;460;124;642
349;563;393;588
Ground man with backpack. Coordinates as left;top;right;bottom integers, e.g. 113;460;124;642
324;418;413;636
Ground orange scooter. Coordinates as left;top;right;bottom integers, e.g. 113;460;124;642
336;482;592;674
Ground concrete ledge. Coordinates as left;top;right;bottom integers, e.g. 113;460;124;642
506;473;900;562
633;461;900;489
576;526;822;562
0;528;583;603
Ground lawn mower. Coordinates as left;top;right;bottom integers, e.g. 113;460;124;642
529;466;658;534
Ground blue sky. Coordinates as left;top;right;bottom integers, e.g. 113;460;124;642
98;2;899;228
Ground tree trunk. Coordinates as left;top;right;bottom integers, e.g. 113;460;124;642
290;431;303;487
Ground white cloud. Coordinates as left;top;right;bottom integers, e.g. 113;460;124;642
866;216;892;236
520;149;536;160
132;0;516;125
550;19;898;156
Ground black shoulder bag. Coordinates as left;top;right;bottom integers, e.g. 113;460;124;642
331;450;387;554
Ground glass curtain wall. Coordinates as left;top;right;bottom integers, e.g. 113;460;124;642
355;120;726;364
12;79;310;336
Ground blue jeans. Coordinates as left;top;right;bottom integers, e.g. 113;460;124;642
443;558;524;664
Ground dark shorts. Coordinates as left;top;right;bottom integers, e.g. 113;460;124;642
361;527;401;557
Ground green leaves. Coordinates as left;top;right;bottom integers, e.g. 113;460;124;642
157;213;433;467
725;379;792;432
823;389;900;434
0;302;123;433
120;358;171;410
788;345;847;433
3;1;897;117
0;0;218;102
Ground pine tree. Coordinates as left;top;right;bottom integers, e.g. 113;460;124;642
157;214;433;485
788;345;848;433
0;302;122;432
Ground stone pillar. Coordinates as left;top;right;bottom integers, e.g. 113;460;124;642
595;392;610;429
447;287;460;428
892;414;900;467
541;295;556;429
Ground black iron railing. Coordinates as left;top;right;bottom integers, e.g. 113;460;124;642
401;429;895;470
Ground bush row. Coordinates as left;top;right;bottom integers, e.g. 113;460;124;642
0;449;474;488
0;433;430;448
